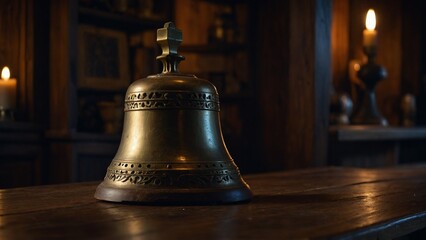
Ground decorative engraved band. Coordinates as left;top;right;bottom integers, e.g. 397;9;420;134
103;160;241;187
124;91;220;111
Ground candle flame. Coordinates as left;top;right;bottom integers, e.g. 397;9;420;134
1;67;10;80
365;9;376;30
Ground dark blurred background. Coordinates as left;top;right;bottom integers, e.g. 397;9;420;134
0;0;425;188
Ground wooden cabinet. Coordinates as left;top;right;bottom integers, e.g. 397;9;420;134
0;122;43;188
48;0;172;183
47;132;119;183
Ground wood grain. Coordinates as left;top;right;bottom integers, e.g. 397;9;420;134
257;0;331;169
401;0;423;95
256;0;289;171
0;0;21;85
331;0;350;93
0;0;34;121
1;167;426;239
49;0;78;131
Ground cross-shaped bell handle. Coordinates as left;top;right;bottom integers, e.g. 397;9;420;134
156;22;185;74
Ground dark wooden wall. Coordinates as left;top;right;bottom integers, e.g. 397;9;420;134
49;0;78;133
400;0;426;124
0;0;44;188
33;0;50;128
331;0;349;93
256;0;332;170
0;0;34;121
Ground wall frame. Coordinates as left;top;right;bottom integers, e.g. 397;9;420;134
78;25;129;90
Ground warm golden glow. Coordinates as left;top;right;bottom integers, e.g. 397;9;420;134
353;63;360;71
1;67;10;80
365;9;376;30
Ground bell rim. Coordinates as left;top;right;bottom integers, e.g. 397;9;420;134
94;182;252;205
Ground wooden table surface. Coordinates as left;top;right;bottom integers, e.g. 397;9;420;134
1;166;426;239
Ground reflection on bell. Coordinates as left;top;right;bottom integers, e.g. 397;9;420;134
94;22;252;204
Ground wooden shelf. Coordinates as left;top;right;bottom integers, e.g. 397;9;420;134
329;126;426;141
0;122;42;142
0;121;39;132
78;7;165;32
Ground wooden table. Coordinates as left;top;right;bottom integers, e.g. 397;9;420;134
1;166;426;239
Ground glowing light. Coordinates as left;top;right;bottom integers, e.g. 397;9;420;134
354;63;360;71
1;67;10;80
365;9;376;30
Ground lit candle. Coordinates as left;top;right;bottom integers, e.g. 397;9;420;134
0;66;17;109
363;9;377;48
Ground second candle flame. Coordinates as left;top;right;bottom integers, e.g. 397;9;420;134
366;9;376;30
1;67;10;80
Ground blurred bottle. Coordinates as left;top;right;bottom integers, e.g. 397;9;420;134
330;93;353;125
400;93;416;127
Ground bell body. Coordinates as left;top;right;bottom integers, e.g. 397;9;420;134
95;74;252;204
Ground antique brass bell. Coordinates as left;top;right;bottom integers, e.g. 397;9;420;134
94;22;252;204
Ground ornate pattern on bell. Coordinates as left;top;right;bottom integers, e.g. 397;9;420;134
94;22;252;204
